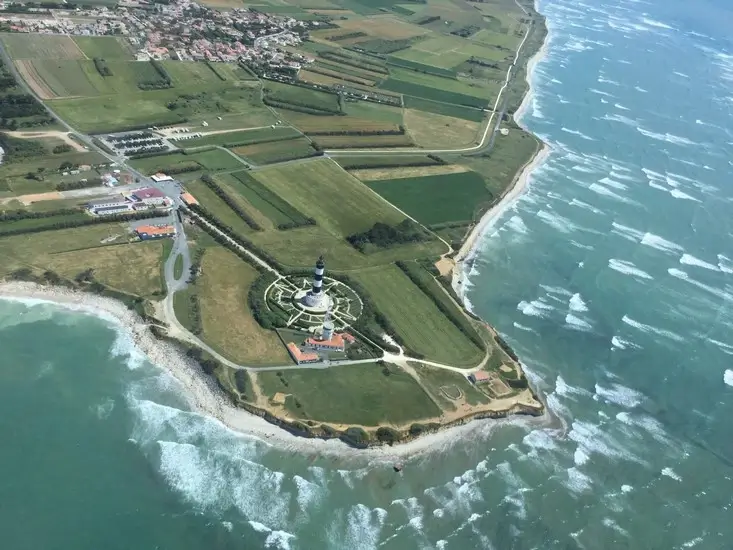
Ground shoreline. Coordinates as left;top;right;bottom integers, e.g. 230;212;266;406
452;5;552;299
0;281;553;461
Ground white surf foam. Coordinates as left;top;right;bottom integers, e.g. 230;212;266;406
637;126;698;147
670;189;701;202
661;467;682;481
599;176;628;190
589;183;633;203
621;484;633;493
537;209;578;233
724;370;733;387
570;198;603;214
635;86;648;93
565;313;593;331
595;383;644;408
611;222;645;242
608;259;653;280
680;254;720;271
564;467;594;493
640;233;683;254
611;335;640;350
641;17;674;30
569;293;588;312
719;255;733;274
621;315;684;342
561;127;596;140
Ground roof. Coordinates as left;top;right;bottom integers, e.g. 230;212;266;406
305;333;346;349
135;224;175;236
287;342;319;363
132;187;166;199
180;192;198;205
471;371;491;382
88;197;127;207
151;173;174;182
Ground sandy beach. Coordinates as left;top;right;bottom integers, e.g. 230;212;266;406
0;281;550;461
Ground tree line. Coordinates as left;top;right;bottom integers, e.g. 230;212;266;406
200;174;262;231
93;57;113;77
0;210;167;238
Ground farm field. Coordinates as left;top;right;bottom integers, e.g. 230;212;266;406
403;95;485;122
391;35;510;68
311;134;414;149
231;137;316;164
404;108;480;148
365;170;493;226
251;159;405;236
263;81;340;113
0;33;85;60
185;178;258;237
333;154;441;170
380;66;492;103
129;148;245;175
350;164;471;181
276;108;402;133
257;362;440;426
354;264;483;366
197;246;291;365
72;36;135;60
217;170;311;229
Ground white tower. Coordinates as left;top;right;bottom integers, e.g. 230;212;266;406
304;255;326;308
321;306;334;341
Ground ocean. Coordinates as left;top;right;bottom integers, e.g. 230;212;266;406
2;0;733;547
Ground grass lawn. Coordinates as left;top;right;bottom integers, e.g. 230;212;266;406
173;253;184;279
72;36;135;60
45;241;167;296
257;362;440;426
355;264;483;366
413;363;490;410
197;246;291;365
365;170;493;225
251;158;405;236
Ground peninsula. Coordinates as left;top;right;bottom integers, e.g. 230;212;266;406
0;0;547;448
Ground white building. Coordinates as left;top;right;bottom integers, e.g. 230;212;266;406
87;197;132;215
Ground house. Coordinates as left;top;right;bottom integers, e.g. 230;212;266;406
468;371;491;385
87;197;131;215
286;342;319;365
131;187;167;205
135;224;176;240
151;172;174;182
303;332;355;352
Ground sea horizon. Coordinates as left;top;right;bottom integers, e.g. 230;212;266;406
2;0;733;548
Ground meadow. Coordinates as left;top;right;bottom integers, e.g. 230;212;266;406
251;159;405;236
403;108;480;148
402;95;485;122
354;264;484;366
182;126;301;149
263;81;341;113
129;148;245;175
197;246;291;365
413;363;491;410
1;33;84;60
257;362;440;426
72;36;134;60
365;170;492;226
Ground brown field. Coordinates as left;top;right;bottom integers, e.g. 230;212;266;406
337;16;430;40
198;246;291;365
350;164;471;181
8;130;86;152
275;111;401;134
311;134;414;149
404;109;482;148
316;60;387;81
15;60;56;99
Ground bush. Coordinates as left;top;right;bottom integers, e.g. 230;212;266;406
342;426;369;446
347;219;429;251
409;423;426;436
376;426;400;445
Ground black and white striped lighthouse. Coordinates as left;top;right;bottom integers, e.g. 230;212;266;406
304;255;326;307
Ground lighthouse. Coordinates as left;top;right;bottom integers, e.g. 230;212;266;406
304;255;326;308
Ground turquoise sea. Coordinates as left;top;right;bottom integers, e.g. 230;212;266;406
3;0;733;547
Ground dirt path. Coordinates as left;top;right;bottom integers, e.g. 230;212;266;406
6;130;87;152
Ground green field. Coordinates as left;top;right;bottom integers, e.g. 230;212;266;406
129;148;245;175
379;67;491;106
365;170;492;225
355;264;483;366
1;33;84;60
232;137;316;164
72;36;134;60
186;178;258;237
311;134;414;149
251;159;404;236
263;81;341;113
391;35;509;68
403;95;485;122
182;126;300;149
413;363;491;410
257;362;440;425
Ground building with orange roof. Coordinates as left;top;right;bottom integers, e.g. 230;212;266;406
303;332;355;352
286;342;319;365
135;224;176;240
180;192;198;206
468;371;491;385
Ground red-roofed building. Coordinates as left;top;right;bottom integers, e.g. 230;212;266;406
131;187;167;205
468;371;491;385
287;342;319;365
136;224;176;240
303;332;355;352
